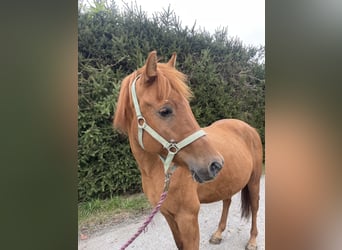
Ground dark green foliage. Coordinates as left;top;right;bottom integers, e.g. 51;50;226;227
78;1;265;201
78;61;142;201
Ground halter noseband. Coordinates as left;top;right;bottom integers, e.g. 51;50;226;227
131;74;206;173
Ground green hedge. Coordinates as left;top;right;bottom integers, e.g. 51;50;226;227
78;1;265;201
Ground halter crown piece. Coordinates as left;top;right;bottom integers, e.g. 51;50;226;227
131;75;206;173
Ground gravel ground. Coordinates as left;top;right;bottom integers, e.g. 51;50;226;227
79;175;265;250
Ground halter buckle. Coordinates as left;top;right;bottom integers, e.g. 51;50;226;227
167;143;179;154
137;116;146;128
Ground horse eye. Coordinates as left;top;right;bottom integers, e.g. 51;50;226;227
159;107;173;117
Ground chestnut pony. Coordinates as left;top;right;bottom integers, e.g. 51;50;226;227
114;51;263;250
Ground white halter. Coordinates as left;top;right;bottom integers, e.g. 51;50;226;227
131;75;206;173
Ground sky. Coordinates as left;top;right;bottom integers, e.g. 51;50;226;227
116;0;265;47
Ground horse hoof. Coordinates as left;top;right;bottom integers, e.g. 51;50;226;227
245;242;257;250
209;236;222;244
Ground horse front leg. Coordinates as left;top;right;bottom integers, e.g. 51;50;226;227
209;198;231;244
162;209;200;250
174;210;200;250
162;212;183;249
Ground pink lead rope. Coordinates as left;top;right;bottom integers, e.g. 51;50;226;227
119;191;168;250
119;169;174;250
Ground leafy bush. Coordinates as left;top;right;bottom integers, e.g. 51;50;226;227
78;1;264;201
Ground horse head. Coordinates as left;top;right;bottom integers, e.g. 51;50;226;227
114;51;224;183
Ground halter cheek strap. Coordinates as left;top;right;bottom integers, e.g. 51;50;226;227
131;75;206;173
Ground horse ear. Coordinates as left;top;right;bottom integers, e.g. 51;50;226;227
145;51;158;81
167;52;177;68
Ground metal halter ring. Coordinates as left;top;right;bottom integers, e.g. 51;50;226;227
167;144;179;154
137;116;146;128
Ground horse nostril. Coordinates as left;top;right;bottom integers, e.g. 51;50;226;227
209;161;223;178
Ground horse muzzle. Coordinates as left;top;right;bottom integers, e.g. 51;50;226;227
190;159;224;183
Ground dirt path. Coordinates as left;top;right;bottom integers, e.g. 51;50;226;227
79;175;265;250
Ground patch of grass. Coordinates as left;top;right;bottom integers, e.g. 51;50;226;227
78;193;151;235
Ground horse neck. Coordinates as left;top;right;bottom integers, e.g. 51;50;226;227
129;137;166;205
